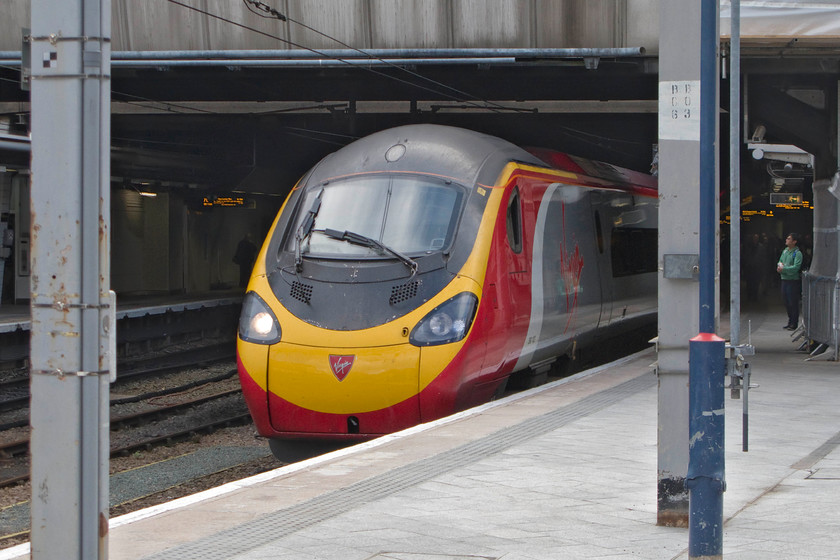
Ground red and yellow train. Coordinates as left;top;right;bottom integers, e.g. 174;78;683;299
237;124;657;450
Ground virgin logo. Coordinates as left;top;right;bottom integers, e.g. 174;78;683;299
328;355;355;381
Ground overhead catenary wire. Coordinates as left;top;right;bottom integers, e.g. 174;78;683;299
239;0;521;114
112;90;218;114
165;0;516;113
156;0;652;151
2;60;652;152
243;0;287;21
0;4;653;155
0;62;341;126
0;62;203;121
0;72;23;86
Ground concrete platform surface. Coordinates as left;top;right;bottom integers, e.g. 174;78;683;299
2;307;838;559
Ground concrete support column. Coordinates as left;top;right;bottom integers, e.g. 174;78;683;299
657;0;720;527
29;0;112;558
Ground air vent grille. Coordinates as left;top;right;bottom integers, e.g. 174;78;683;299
291;281;313;304
390;281;419;305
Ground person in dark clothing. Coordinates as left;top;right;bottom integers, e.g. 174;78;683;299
233;233;258;288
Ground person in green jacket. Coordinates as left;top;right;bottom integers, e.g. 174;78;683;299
776;232;803;330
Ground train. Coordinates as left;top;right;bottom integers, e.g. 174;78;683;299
237;124;657;452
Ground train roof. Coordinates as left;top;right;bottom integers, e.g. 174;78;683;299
525;147;658;198
305;124;657;197
305;124;545;188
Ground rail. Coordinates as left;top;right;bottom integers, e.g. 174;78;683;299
802;271;839;360
0;384;246;489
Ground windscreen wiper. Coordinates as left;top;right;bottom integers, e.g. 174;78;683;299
294;190;323;272
321;228;418;277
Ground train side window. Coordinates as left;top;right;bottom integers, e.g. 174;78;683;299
594;210;604;254
506;187;522;254
611;227;657;277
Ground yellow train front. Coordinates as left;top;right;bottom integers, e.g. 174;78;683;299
237;124;658;445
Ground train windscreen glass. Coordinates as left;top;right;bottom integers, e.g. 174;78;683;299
290;175;465;258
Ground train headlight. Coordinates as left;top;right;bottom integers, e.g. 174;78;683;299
239;292;281;344
410;292;478;346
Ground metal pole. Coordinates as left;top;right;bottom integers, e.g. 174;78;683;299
688;333;726;559
698;2;717;336
730;0;741;348
108;46;648;59
743;360;750;450
0;46;649;67
730;0;751;453
687;1;725;559
29;0;111;558
835;281;840;360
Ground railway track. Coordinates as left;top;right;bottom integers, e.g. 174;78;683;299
1;329;654;491
0;423;274;550
0;354;266;548
0;378;27;415
0;340;236;414
0;367;247;489
1;337;657;550
0;299;247;546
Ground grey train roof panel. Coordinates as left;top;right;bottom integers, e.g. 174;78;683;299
304;124;546;187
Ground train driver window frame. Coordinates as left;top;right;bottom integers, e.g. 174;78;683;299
594;210;604;254
506;187;523;254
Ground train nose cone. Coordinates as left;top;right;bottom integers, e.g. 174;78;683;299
265;342;422;435
328;354;356;381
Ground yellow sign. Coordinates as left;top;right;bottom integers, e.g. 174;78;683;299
203;196;247;207
769;193;802;206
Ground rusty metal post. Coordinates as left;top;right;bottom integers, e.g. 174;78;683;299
29;0;111;558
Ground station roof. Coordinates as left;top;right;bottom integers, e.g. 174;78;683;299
1;2;839;202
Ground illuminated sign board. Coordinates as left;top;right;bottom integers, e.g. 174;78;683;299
203;195;245;207
770;193;802;206
191;195;255;209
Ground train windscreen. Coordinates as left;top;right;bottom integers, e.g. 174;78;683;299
288;174;466;259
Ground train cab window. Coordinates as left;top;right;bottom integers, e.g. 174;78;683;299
286;174;465;258
506;187;522;254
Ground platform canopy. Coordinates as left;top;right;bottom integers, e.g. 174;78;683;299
721;1;840;43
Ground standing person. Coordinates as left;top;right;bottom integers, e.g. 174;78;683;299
233;233;258;288
777;232;803;330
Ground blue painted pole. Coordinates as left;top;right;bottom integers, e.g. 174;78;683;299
687;1;725;559
698;0;717;336
686;0;726;560
687;334;726;558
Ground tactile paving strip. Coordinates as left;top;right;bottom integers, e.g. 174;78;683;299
143;373;656;559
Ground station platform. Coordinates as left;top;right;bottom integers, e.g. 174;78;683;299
0;291;243;334
3;304;839;559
